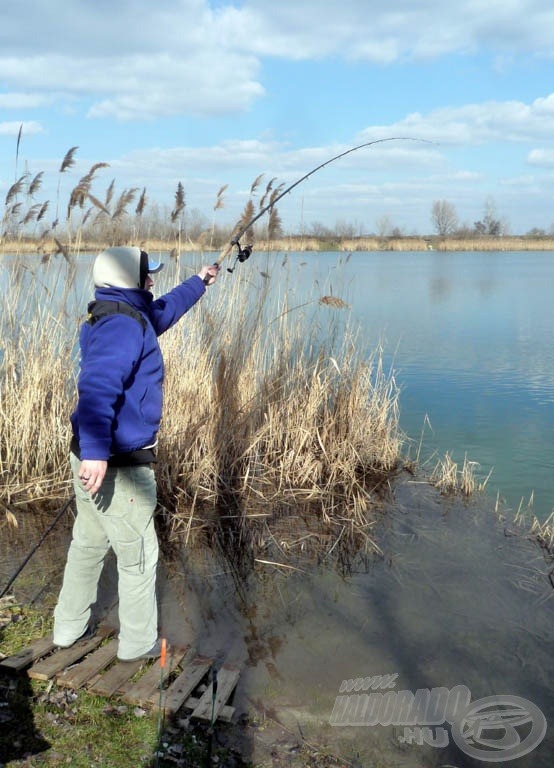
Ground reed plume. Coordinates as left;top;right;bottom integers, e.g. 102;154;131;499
59;146;78;174
259;178;276;211
15;123;23;180
112;188;138;220
21;204;42;226
267;207;282;240
104;179;115;208
136;187;147;216
28;172;44;198
37;201;49;222
5;175;28;206
213;185;227;212
250;173;264;195
67;162;110;216
171;182;185;223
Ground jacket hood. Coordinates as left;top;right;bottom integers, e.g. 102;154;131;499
93;246;164;289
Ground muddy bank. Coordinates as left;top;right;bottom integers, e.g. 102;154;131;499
1;477;553;767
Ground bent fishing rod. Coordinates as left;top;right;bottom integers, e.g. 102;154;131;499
210;137;432;276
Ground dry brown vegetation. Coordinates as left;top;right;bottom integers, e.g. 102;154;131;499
2;140;554;255
0;253;409;567
430;452;491;497
3;234;554;256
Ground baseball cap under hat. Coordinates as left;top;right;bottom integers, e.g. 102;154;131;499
93;246;164;289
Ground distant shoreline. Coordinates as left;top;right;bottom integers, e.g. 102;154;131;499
2;234;554;255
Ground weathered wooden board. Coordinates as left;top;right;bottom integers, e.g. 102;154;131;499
88;658;143;697
151;655;212;713
121;646;188;706
0;635;56;672
56;638;118;689
184;696;235;722
28;626;114;681
190;664;240;722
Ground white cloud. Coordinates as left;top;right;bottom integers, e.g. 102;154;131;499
0;120;43;136
1;1;554;121
0;93;55;109
358;95;554;145
528;148;554;166
228;0;554;61
0;1;263;120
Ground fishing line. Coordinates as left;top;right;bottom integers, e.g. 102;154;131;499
211;136;434;274
0;494;75;599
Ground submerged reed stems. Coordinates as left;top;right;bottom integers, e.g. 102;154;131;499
430;452;491;497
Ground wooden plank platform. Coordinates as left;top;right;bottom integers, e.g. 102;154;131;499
56;638;118;689
0;635;56;672
0;630;240;722
87;657;143;698
190;663;240;722
155;655;212;713
28;625;114;681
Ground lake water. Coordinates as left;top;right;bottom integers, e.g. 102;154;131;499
2;248;552;521
281;249;554;523
2;248;553;766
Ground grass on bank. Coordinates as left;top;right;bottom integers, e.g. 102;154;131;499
0;605;219;768
2;604;350;768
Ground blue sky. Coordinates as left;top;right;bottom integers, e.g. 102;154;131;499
2;0;554;235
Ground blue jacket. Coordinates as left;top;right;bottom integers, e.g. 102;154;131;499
71;276;206;460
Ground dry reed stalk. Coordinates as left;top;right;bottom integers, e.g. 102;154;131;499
530;511;554;555
431;453;459;495
0;271;77;513
431;452;489;497
155;264;403;563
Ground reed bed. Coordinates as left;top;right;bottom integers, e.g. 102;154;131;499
1;252;405;566
3;235;554;256
336;236;554;252
154;262;404;566
0;261;79;511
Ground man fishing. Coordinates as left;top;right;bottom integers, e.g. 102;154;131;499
53;246;219;661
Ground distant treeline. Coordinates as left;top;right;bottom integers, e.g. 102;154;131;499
2;233;554;255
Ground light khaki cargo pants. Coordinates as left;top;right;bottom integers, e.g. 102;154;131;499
53;453;159;660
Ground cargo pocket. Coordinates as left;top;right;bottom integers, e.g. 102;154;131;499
116;535;145;572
